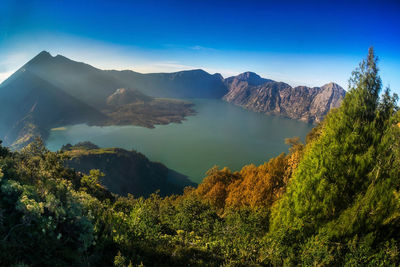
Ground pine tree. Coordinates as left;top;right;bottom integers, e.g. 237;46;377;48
267;47;400;265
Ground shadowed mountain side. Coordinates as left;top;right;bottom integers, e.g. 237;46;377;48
23;51;227;107
0;52;198;147
62;142;196;197
224;72;346;123
21;51;124;108
107;69;227;98
0;70;107;148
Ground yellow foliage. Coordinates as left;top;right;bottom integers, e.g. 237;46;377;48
192;140;305;213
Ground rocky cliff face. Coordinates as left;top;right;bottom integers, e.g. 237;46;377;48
223;72;346;123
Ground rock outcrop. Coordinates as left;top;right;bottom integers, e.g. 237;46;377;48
223;72;346;123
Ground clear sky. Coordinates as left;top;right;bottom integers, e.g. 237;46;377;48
1;0;399;92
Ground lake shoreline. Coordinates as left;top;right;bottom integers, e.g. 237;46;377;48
47;99;313;183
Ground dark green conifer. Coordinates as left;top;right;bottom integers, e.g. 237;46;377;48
268;47;400;265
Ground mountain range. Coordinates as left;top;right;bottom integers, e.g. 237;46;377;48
0;51;346;148
224;72;346;123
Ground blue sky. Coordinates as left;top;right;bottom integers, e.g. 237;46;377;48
1;0;399;92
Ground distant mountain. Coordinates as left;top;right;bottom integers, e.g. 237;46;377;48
224;71;274;87
223;72;346;123
0;69;106;148
19;51;124;108
62;142;196;197
24;51;226;107
107;69;227;98
0;51;345;147
0;51;205;147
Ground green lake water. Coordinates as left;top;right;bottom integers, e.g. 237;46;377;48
46;99;313;183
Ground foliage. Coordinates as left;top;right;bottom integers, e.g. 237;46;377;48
0;139;96;266
267;47;400;265
0;48;399;266
195;138;304;214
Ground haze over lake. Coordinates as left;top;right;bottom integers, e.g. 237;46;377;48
47;99;312;183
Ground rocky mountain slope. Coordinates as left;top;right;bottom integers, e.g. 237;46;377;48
223;72;346;123
0;51;346;148
62;142;196;197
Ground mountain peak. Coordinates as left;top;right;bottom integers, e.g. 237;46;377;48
38;50;52;56
24;51;54;68
213;73;224;81
237;71;261;80
321;82;344;91
231;71;274;86
34;51;53;60
184;69;209;75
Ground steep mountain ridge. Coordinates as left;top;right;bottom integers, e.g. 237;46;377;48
107;68;227;98
0;52;200;147
22;51;128;108
25;51;227;105
0;51;346;147
223;73;346;123
0;70;107;147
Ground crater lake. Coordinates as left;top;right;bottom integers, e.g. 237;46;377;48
46;99;313;183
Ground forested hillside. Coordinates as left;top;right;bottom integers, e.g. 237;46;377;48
62;142;195;197
0;48;399;266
